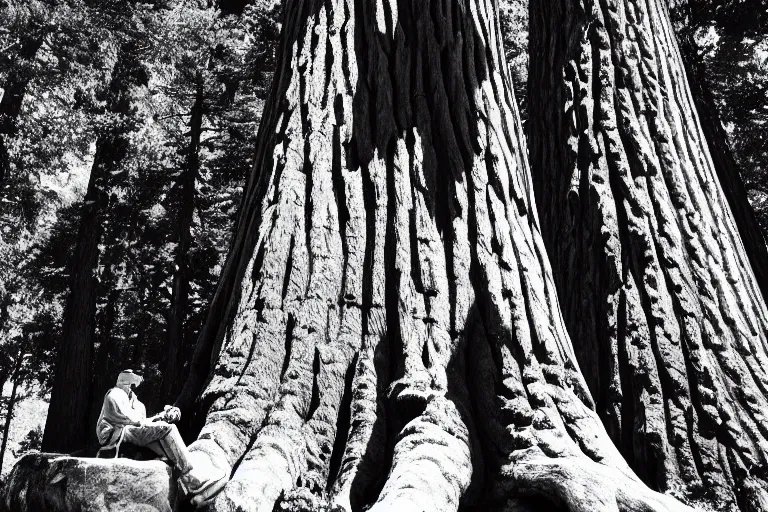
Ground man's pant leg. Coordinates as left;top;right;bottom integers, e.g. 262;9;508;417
122;423;194;473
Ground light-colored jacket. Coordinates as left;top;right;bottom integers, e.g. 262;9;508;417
96;387;147;447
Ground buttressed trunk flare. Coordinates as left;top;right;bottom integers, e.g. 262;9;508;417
182;0;693;510
529;0;768;510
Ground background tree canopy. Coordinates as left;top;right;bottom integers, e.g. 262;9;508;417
0;0;282;472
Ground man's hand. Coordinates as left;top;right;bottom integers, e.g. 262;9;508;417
144;405;180;423
160;405;181;423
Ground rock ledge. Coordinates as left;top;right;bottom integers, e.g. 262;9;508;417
2;453;177;512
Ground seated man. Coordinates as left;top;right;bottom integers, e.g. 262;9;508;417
96;369;226;499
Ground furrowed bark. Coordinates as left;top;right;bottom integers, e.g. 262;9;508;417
181;0;693;510
42;41;146;454
529;0;768;510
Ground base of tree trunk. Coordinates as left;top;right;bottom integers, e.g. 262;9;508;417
175;0;707;510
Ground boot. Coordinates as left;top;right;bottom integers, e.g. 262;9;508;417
178;450;228;500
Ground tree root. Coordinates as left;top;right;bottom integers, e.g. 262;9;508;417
499;451;695;512
367;396;473;511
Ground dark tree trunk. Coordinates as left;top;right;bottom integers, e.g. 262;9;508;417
41;41;146;454
0;352;23;474
160;74;205;404
40;166;104;453
0;34;43;192
132;279;150;368
177;0;690;510
529;0;768;510
87;283;120;451
0;289;11;331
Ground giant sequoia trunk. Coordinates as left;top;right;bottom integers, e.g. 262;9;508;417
178;0;691;510
529;0;768;510
42;41;146;454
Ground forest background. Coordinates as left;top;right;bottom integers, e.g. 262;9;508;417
0;0;764;482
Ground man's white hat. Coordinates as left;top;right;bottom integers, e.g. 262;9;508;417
116;369;143;387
